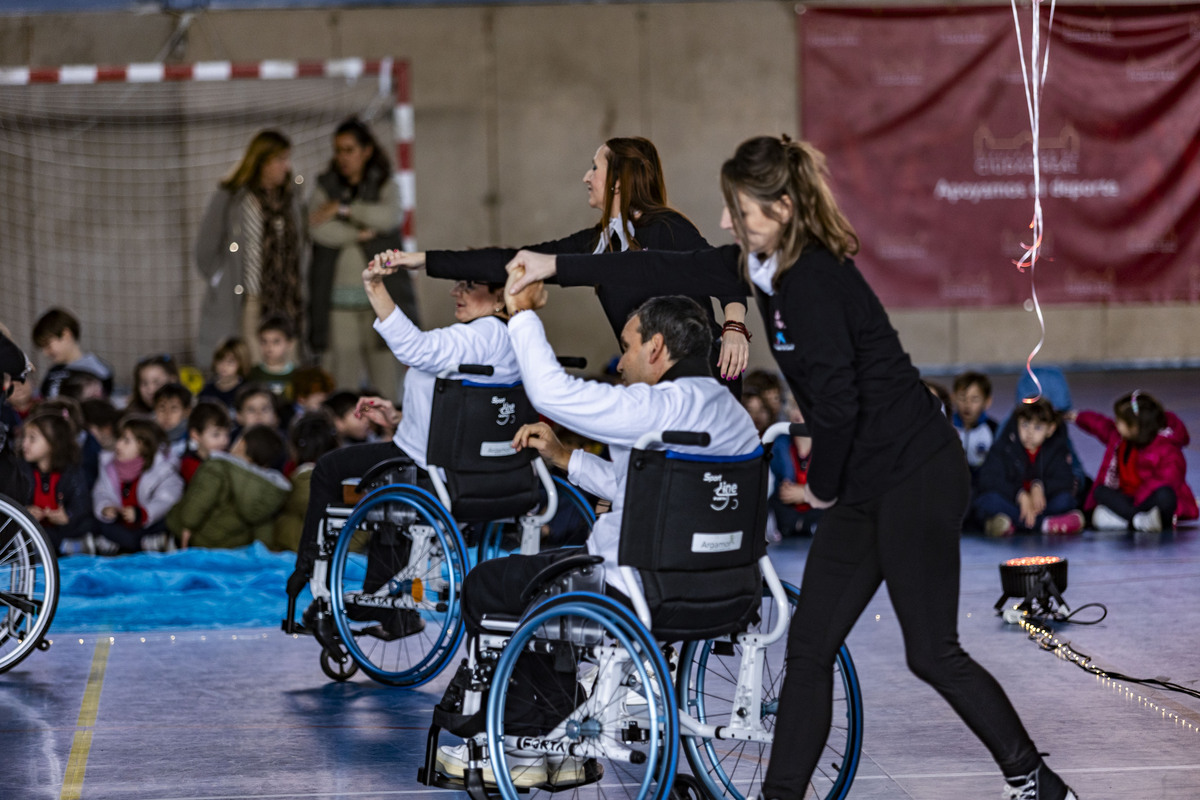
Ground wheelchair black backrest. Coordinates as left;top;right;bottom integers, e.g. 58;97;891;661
619;445;769;641
425;376;541;522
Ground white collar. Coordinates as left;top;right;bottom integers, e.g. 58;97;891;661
594;216;636;254
748;251;778;295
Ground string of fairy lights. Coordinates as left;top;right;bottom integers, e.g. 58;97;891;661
1014;613;1200;733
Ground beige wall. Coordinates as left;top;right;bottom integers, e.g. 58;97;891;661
2;2;1195;374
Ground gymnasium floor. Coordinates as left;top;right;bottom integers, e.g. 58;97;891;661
3;370;1199;799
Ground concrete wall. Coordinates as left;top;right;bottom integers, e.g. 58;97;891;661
1;2;1195;375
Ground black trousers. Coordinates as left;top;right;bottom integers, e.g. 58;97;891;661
1093;485;1176;525
295;440;411;577
762;441;1040;799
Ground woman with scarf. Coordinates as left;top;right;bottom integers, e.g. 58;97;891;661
195;130;306;365
379;137;749;392
308;118;419;395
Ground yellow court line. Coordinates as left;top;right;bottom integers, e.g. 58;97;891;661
60;637;112;800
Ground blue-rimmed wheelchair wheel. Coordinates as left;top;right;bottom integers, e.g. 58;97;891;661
0;493;59;674
678;580;862;800
329;485;468;687
475;476;597;563
486;591;678;800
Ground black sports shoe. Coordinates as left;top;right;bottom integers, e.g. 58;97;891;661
362;609;425;641
1003;762;1078;800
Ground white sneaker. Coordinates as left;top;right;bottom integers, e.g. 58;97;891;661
1132;506;1162;533
546;755;588;785
92;535;121;555
436;743;547;788
140;533;176;552
1090;505;1128;531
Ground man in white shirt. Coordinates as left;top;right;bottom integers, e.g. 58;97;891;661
434;271;761;786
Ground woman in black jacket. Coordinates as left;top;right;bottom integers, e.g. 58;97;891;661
504;136;1077;800
379;137;750;390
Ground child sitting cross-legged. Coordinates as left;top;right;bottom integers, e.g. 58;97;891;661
973;398;1083;537
21;410;94;555
166;424;291;550
1070;390;1197;532
92;416;184;554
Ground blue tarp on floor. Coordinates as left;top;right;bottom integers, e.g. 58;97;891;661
53;542;307;632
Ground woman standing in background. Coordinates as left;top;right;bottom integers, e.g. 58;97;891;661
195;130;306;364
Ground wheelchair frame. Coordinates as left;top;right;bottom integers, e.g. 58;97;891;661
416;424;863;800
0;492;58;674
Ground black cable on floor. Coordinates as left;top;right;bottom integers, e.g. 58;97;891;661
1016;611;1200;702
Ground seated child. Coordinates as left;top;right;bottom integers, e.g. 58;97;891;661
769;406;822;537
322;389;373;444
20;410;93;555
127;354;179;415
167;424;291;550
1070;390;1197;532
231;382;282;441
744;368;786;421
199;337;251;413
248;315;298;404
32;307;114;399
952;371;998;475
179;400;232;485
81;398;121;452
741;390;773;437
38;397;101;492
272;411;340;552
92;416;184;553
973;398;1083;537
153;382;194;461
291;365;337;418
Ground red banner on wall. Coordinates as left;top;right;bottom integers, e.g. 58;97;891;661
799;6;1200;308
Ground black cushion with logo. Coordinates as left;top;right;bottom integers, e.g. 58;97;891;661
619;446;768;640
426;377;541;522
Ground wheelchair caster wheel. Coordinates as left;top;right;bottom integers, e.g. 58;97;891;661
320;647;360;682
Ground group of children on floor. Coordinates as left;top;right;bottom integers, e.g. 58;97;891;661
950;371;1195;536
7;303;1196;556
4;307;398;557
746;366;1196;539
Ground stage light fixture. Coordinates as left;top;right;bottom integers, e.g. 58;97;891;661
995;555;1069;622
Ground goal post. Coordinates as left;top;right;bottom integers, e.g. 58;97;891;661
0;57;414;382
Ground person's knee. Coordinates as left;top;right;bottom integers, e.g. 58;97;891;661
905;641;966;685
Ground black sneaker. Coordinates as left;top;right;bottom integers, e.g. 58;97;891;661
362;609;425;641
1003;762;1078;800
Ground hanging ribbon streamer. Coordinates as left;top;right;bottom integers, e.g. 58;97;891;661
1010;0;1056;403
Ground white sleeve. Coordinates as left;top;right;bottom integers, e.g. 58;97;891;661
567;449;619;501
507;311;680;449
374;309;509;375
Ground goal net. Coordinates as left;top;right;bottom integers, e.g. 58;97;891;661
0;58;413;385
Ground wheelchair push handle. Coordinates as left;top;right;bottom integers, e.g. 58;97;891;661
556;355;587;369
763;420;809;445
456;363;494;376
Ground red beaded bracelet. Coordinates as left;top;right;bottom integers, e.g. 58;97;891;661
722;321;752;342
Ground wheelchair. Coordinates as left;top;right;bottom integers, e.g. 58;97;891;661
0;492;59;674
284;365;596;687
417;422;863;800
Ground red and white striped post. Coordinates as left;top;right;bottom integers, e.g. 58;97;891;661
0;56;415;247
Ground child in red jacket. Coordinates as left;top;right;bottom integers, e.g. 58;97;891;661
1069;390;1197;532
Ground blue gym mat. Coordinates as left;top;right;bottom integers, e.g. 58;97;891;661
52;542;307;633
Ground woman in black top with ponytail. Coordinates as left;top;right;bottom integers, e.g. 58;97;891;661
379;137;750;391
505;135;1077;800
